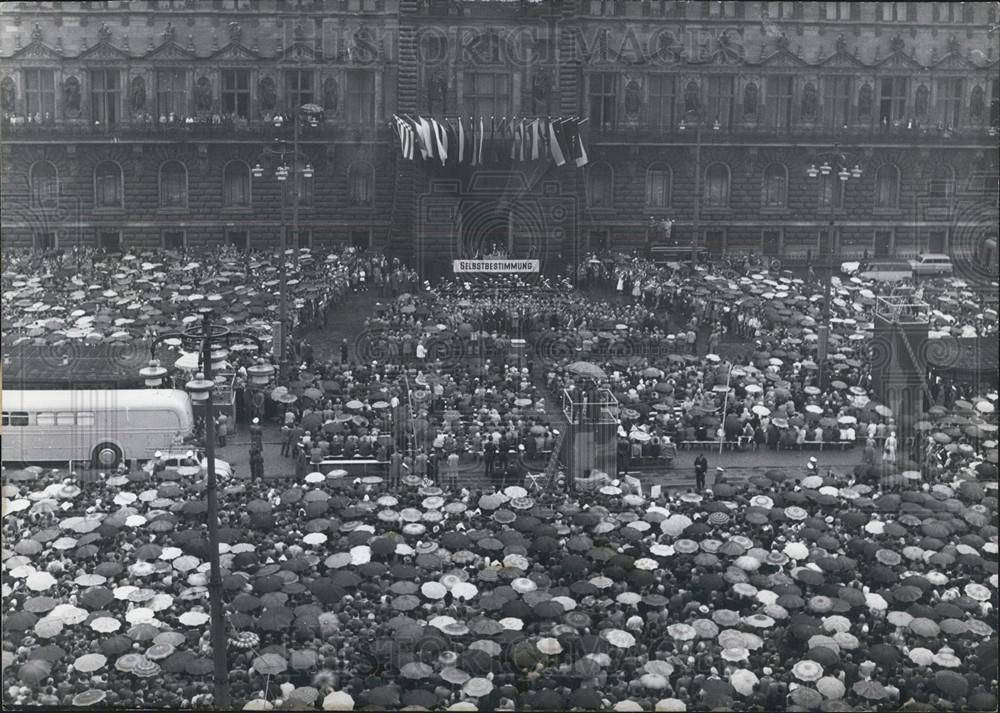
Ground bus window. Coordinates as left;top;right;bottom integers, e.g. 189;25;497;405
56;412;76;425
77;412;95;426
2;411;31;426
36;412;56;426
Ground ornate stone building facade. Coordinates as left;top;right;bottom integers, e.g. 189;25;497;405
1;0;998;277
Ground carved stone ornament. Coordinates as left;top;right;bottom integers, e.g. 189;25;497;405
162;22;176;43
946;34;960;54
776;33;789;50
31;23;42;42
293;23;306;41
890;33;904;53
835;33;847;53
98;22;112;43
228;21;242;43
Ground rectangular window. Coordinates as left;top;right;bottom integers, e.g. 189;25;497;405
706;75;734;129
1;412;30;426
823;76;852;128
293;230;312;249
818;175;843;209
906;2;918;20
824;2;858;19
762;230;781;256
767;76;794;128
589;72;617;132
646;75;675;129
286;70;314;111
647;169;670;209
346;69;376;124
226;229;249;251
463;72;511;119
937;78;963;127
221;69;251;118
77;412;96;426
33;231;57;251
24;69;56;118
162;230;186;250
991;78;1000;127
99;230;122;252
55;412;76;426
90;69;120;125
879;76;908;124
36;412;56;426
293;172;313;207
351;230;372;250
156;69;186;118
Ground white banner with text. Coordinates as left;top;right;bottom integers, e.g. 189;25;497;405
453;259;540;273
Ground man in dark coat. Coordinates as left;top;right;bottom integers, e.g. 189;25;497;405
694;453;708;491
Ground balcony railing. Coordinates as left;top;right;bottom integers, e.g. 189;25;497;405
2;117;391;140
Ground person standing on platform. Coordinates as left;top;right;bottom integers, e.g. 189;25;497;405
447;450;460;490
484;441;496;480
389;450;403;487
694;453;708;491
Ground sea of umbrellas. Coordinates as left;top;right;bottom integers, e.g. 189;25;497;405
1;246;416;350
3;443;999;710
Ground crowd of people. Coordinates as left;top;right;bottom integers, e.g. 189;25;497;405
2;245;998;711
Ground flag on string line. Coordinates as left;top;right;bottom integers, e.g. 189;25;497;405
392;115;587;168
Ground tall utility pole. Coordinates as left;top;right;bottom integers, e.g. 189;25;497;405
692;116;702;268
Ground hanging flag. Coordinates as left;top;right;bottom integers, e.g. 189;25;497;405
563;119;581;164
574;119;589;168
549;118;566;166
431;119;448;166
519;119;527;162
416;116;432;160
445;120;457;166
531;119;541;161
458;117;465;165
477;116;485;166
509;118;517;160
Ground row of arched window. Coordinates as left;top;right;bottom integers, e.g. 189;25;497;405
586;161;958;211
28;160;376;210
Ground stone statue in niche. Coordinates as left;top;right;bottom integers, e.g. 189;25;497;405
194;76;212;112
228;21;241;43
323;77;338;114
743;83;758;118
858;83;873;118
162;22;176;43
890;34;905;53
130;76;146;111
684;81;700;113
835;33;847;53
915;84;929;118
259;76;276;113
64;76;81;117
624;80;641;118
801;83;818;121
0;76;15;113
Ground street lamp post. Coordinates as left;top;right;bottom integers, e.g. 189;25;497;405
680;109;720;267
805;145;863;388
252;105;320;383
141;310;273;709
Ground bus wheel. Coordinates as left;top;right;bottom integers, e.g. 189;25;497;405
92;443;123;469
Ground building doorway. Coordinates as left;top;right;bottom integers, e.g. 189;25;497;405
874;230;892;258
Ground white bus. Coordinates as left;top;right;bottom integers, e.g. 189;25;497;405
1;389;195;468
